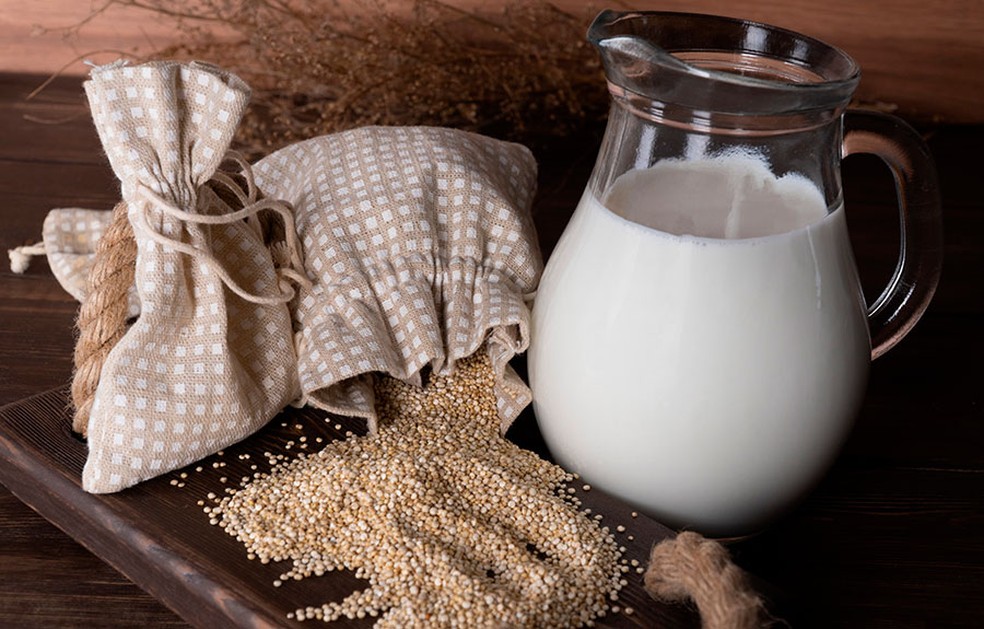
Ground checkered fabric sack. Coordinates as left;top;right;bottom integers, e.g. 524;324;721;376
254;127;542;433
80;61;300;493
43;62;542;493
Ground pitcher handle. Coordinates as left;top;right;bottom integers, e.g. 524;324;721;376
842;110;944;360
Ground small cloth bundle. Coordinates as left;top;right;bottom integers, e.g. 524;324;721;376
79;61;301;493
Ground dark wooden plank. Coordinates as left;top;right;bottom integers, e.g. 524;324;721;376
0;153;116;408
0;490;188;628
732;465;984;628
0;163;119;209
841;313;984;465
0;75;108;166
0;387;692;629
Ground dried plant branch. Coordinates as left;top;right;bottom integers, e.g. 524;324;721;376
65;0;608;159
26;49;138;100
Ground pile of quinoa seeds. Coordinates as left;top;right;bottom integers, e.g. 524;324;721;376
208;349;625;627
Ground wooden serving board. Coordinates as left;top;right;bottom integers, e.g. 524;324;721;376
0;386;696;628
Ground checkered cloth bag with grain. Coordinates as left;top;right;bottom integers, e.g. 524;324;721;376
253;126;541;433
42;61;541;493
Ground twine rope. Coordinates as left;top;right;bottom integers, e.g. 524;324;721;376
134;152;311;305
133;186;309;304
645;531;769;629
72;200;137;436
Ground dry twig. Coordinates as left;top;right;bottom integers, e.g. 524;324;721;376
74;0;609;159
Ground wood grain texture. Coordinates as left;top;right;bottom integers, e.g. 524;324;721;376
0;0;981;121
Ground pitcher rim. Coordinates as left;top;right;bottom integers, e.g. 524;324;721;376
589;10;861;116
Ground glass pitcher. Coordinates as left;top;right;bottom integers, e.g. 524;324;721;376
528;10;943;536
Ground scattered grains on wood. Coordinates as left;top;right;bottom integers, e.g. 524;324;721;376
211;350;623;627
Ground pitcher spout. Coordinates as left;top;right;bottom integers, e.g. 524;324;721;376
588;10;695;104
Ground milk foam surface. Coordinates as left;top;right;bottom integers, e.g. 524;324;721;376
605;156;827;238
529;155;871;535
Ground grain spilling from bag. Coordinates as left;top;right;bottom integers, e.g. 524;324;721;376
210;349;623;627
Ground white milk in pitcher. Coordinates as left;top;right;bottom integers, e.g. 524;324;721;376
529;155;871;535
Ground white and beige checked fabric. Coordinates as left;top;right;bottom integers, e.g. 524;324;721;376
253;127;542;433
42;208;139;316
80;61;299;493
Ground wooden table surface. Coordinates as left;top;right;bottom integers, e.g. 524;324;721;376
1;72;981;628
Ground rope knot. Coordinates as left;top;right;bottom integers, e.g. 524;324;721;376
8;242;46;273
134;150;310;305
645;531;770;629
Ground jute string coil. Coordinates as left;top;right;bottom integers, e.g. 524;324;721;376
71;200;136;437
71;177;769;629
645;531;769;628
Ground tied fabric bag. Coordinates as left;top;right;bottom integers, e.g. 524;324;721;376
253;127;542;433
79;61;301;493
39;61;542;491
